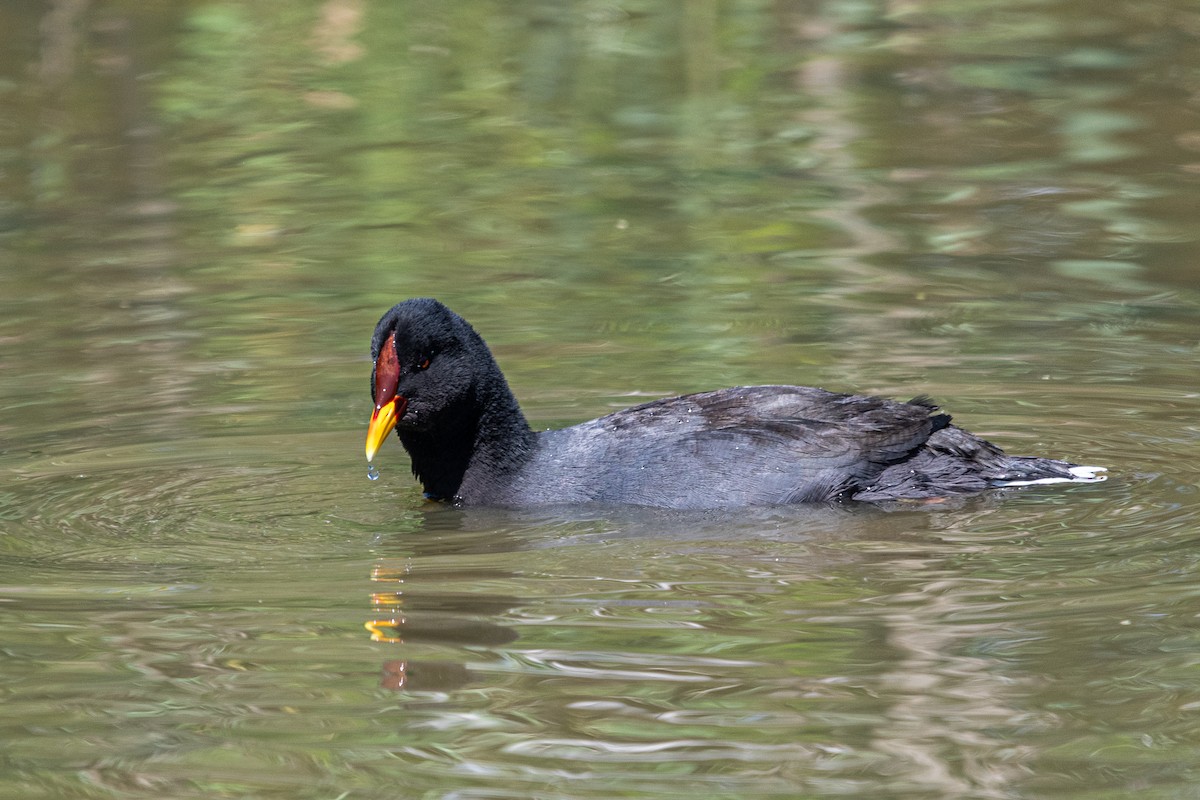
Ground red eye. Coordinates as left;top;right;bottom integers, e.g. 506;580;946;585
416;357;430;371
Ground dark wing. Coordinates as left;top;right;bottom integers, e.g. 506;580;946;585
556;386;945;507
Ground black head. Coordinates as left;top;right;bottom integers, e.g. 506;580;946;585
365;298;509;463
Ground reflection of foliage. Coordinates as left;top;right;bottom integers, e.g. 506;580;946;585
157;1;843;255
152;0;855;392
160;5;260;123
4;0;1194;437
160;4;334;245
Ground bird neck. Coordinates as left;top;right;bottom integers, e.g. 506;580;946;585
402;374;535;502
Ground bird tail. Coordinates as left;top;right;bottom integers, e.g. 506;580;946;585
853;425;1107;502
989;458;1107;487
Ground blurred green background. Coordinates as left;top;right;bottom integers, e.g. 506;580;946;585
2;2;1198;799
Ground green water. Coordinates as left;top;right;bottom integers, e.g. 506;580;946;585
2;1;1199;798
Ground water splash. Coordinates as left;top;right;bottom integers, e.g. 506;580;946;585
367;463;380;481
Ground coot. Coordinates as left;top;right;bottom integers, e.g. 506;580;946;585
365;298;1106;508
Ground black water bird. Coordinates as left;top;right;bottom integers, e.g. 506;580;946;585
365;298;1106;508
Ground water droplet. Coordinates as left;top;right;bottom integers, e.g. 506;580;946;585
367;464;380;481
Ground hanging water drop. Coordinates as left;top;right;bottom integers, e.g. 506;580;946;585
367;463;380;481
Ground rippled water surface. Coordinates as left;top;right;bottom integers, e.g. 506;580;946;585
2;2;1199;798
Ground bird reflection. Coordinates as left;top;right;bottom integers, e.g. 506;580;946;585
364;493;1021;691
